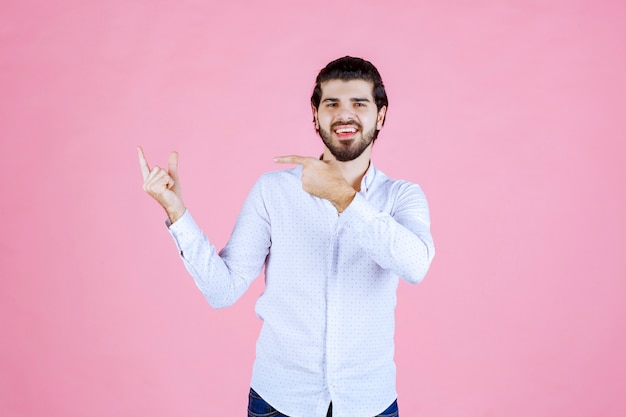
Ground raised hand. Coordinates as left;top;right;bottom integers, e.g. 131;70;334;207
274;155;356;213
137;146;186;223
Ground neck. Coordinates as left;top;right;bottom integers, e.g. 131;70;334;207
322;145;372;191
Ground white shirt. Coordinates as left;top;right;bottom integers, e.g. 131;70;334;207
167;163;434;417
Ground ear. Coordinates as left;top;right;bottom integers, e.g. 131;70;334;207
376;106;387;130
311;105;319;130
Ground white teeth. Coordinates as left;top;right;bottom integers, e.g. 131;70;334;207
335;127;356;133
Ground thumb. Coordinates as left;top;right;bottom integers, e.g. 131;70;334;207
168;151;179;180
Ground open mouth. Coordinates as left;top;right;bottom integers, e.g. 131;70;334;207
334;125;358;140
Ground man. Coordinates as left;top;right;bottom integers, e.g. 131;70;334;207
138;56;435;417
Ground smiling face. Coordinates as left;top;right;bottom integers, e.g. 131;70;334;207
313;79;387;162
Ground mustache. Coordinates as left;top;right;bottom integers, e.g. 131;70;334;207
330;120;362;130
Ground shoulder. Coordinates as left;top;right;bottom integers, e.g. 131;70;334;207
259;166;301;181
249;166;303;196
256;166;301;186
371;166;426;198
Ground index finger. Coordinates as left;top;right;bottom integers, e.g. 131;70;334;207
273;155;317;165
137;146;150;180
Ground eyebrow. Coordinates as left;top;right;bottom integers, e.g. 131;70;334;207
321;97;372;103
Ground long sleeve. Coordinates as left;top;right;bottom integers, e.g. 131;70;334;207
163;165;434;417
339;181;435;284
167;179;271;308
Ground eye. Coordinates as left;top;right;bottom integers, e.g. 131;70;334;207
354;102;366;107
326;103;337;108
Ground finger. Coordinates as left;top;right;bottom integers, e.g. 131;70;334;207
145;168;172;192
168;151;179;180
145;166;168;186
143;166;162;191
146;166;163;181
274;155;316;165
137;146;150;180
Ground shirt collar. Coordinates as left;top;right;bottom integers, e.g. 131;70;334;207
318;154;378;195
360;161;377;194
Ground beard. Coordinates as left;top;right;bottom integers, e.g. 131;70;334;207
318;122;379;162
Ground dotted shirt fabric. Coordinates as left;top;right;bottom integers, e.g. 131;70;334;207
167;163;434;417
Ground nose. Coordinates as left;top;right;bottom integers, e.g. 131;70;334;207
334;102;355;120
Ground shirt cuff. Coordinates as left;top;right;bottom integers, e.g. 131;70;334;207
165;209;201;255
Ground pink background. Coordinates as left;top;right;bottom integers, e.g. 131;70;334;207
2;1;625;416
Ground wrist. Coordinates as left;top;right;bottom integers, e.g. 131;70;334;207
333;188;356;214
166;204;186;224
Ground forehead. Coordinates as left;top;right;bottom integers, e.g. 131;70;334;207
320;79;375;100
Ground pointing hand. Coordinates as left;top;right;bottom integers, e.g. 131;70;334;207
274;155;356;213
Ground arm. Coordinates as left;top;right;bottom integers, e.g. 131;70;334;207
339;183;435;284
272;154;434;283
138;147;270;308
168;180;270;308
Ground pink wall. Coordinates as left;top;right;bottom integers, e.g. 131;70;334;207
2;1;625;416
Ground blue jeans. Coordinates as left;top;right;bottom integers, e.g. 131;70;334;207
248;388;399;417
